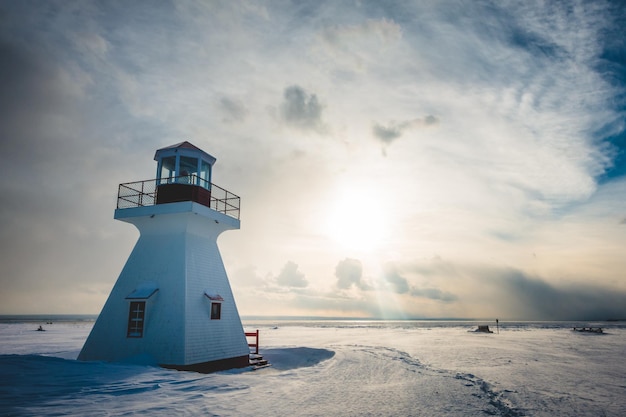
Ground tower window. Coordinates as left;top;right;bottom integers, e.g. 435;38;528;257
210;302;221;320
127;301;146;337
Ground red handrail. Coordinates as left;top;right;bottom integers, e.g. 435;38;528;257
245;329;259;354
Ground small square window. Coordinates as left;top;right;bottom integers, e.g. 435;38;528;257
210;302;221;320
127;301;146;338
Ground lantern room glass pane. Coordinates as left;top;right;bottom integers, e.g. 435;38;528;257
179;156;198;184
160;156;176;183
200;160;211;189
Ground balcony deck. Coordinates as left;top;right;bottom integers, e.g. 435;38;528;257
116;176;240;220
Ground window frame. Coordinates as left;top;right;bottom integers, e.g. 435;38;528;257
210;302;222;320
127;301;147;338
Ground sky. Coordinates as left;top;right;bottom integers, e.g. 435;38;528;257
1;0;625;320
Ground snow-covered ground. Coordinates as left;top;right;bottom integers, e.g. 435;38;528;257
1;319;625;416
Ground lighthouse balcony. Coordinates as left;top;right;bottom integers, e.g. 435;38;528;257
116;176;240;220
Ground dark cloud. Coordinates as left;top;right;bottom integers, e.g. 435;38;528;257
423;115;438;125
0;39;72;155
0;41;45;114
410;287;458;303
385;261;457;302
335;258;370;290
372;115;439;145
620;217;626;225
383;264;410;294
219;97;247;122
399;257;626;319
280;85;325;131
486;269;626;321
276;261;308;288
372;124;402;143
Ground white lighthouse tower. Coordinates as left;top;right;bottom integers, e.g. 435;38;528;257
78;141;250;372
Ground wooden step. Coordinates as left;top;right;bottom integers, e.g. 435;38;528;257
249;354;271;369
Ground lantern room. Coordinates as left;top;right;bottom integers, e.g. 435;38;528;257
154;141;216;206
155;141;216;188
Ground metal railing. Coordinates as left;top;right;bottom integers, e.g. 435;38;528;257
117;176;240;220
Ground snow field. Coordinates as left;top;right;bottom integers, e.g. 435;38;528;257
1;321;625;416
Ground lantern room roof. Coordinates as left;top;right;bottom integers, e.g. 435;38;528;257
154;141;217;165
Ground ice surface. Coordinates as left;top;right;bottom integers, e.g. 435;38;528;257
1;319;625;416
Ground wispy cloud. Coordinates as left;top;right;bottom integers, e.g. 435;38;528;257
315;18;403;73
372;115;439;145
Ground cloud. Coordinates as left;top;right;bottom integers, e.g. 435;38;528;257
383;261;457;302
372;115;439;145
321;18;402;46
335;258;371;290
219;96;248;122
401;257;626;320
280;85;325;132
0;38;86;160
239;256;626;320
372;124;401;143
314;18;403;73
410;287;458;303
383;264;410;294
275;261;308;288
0;1;624;318
481;268;626;321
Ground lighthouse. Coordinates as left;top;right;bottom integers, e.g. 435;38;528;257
78;141;250;372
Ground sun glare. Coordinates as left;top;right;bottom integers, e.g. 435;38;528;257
324;187;389;254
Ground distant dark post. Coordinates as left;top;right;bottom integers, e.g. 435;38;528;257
496;318;499;334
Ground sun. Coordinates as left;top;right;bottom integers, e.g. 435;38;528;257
324;186;390;254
